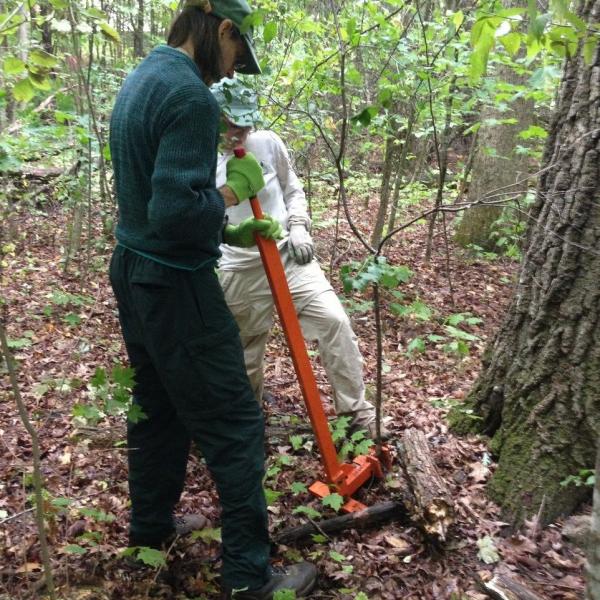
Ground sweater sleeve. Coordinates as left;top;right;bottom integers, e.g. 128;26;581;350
269;132;311;229
149;87;225;244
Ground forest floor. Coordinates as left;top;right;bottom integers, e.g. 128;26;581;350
0;189;589;600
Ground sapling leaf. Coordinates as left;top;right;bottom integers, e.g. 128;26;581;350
290;482;307;494
321;493;344;512
292;505;321;519
136;546;166;568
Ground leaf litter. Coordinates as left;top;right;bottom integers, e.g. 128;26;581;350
0;193;588;599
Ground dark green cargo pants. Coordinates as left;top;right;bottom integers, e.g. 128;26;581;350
109;246;270;590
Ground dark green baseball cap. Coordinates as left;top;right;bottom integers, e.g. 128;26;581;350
186;0;261;75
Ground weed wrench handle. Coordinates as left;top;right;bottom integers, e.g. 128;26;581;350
233;147;343;484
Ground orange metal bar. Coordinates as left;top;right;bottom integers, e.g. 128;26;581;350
247;195;345;485
233;147;388;509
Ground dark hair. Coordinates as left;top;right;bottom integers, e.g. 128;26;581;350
167;7;242;85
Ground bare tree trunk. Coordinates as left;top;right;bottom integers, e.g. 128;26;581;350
133;0;145;57
371;136;397;247
451;0;600;525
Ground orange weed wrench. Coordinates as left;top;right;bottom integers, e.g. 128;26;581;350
233;147;388;513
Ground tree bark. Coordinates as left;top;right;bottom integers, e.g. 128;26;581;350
274;501;406;545
452;0;600;525
398;428;454;540
133;0;145;58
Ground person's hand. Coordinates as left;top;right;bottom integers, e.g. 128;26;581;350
224;215;283;248
288;224;314;264
225;151;265;203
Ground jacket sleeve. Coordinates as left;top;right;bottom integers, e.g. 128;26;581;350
269;132;311;230
148;86;225;243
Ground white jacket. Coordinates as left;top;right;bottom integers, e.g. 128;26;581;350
216;130;310;270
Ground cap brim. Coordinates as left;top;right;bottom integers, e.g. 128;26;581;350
236;33;261;75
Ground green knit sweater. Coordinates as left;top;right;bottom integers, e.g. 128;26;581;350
109;45;225;269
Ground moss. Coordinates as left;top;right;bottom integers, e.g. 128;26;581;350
447;401;485;436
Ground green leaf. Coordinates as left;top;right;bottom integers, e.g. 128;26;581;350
530;13;551;39
354;439;374;455
264;487;282;506
112;365;136;388
127;403;147;424
407;337;426;354
191;527;222;542
444;325;479;342
311;533;328;543
3;56;25;75
99;21;121;43
79;507;115;522
102;144;111;161
292;505;321;519
290;482;307;494
452;10;464;30
136;546;166;568
289;435;304;451
63;313;81;326
263;21;277;43
12;78;36;102
7;337;32;349
351;106;378;127
518;125;548;140
64;544;87;555
329;550;346;562
29;49;59;69
321;493;344;512
477;536;500;564
81;7;107;19
273;589;297;600
499;32;521;56
90;367;107;388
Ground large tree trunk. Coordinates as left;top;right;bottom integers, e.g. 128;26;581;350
454;0;534;251
451;0;600;525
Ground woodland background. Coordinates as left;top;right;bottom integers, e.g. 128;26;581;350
0;0;599;599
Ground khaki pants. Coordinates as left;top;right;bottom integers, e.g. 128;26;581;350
219;247;375;418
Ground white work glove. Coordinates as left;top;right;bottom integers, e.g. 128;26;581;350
287;223;314;265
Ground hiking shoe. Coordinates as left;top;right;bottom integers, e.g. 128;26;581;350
226;562;317;599
174;513;209;535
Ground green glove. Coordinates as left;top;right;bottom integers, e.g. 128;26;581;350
224;215;283;248
225;151;265;203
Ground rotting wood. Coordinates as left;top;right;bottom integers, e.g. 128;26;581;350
479;572;546;600
274;500;406;545
397;428;454;541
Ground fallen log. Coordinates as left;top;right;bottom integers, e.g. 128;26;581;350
479;572;546;600
274;500;406;545
397;428;454;541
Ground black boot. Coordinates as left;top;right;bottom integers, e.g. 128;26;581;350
225;562;317;599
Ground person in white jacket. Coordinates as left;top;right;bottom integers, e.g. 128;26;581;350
212;78;390;440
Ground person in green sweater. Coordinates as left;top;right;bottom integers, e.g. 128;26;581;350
109;1;316;598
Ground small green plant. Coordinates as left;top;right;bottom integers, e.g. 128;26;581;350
122;546;166;568
273;589;297;600
560;468;595;488
72;365;143;426
340;257;413;294
406;312;482;357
